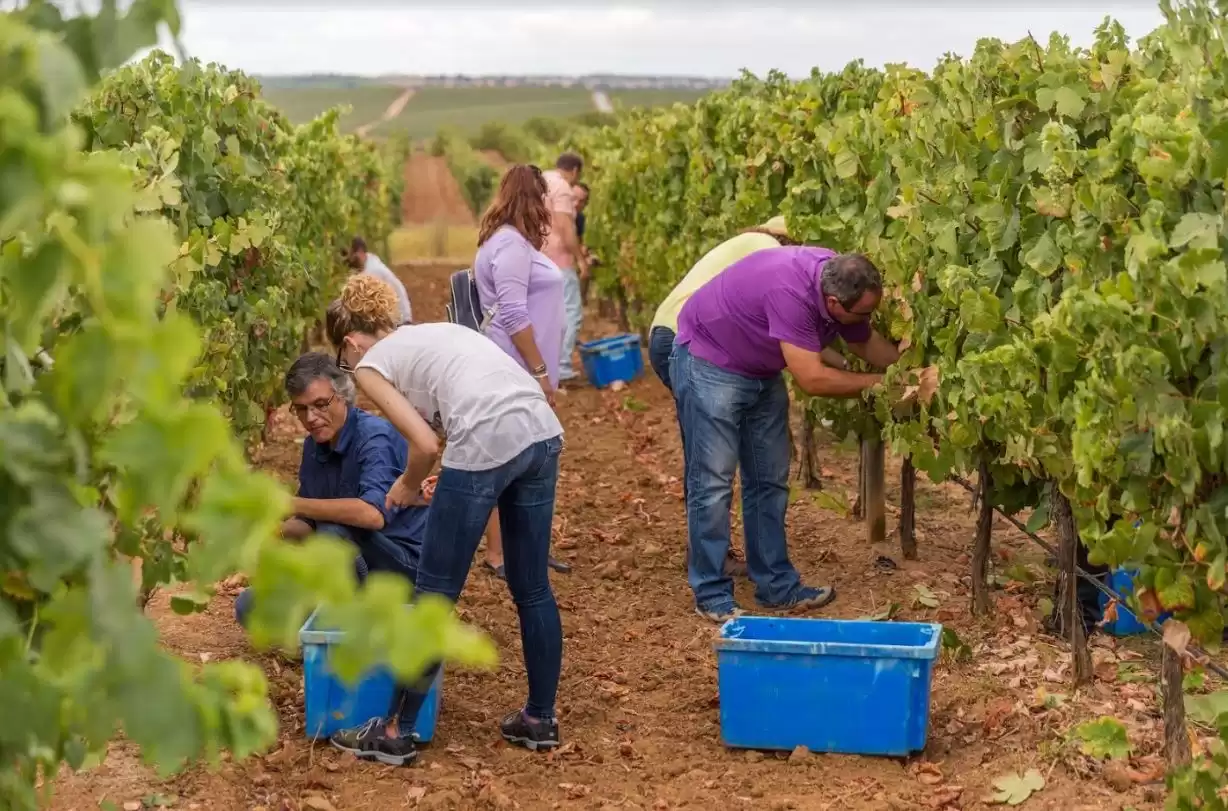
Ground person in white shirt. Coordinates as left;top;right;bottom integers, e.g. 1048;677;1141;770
347;236;413;324
324;274;565;765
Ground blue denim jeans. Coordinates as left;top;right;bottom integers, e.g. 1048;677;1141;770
234;522;398;628
648;326;676;392
670;343;801;612
390;436;564;730
558;268;583;380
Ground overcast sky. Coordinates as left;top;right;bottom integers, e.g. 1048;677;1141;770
166;2;1168;78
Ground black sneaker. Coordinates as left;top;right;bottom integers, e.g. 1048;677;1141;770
329;717;418;766
500;709;560;751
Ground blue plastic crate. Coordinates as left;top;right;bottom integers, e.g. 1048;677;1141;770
714;617;941;756
1098;567;1171;637
579;334;644;388
299;607;442;742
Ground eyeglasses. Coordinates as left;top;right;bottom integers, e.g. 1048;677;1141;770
335;346;355;374
291;393;336;420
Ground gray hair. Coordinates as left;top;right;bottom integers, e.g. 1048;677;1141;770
284;352;355;404
820;254;883;308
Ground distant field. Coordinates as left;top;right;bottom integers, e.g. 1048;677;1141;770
369;86;594;138
256;84;714;139
609;88;709;109
259;85;404;132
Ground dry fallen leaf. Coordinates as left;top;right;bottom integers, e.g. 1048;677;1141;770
930;785;963;809
915;761;945;785
1163;619;1191;656
302;796;338;811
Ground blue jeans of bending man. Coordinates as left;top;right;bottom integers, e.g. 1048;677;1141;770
389;436;564;733
647;326;676;393
670;343;802;613
234;522;419;628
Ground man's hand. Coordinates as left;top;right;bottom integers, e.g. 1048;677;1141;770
386;473;426;510
578;255;590;281
896;365;940;407
420;475;437;504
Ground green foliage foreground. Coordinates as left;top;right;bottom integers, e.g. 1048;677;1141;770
0;2;494;808
573;1;1228;805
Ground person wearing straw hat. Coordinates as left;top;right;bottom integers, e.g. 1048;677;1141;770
670;232;902;622
647;216;848;578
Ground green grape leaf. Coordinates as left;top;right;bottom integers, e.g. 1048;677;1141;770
991;770;1045;805
1072;716;1132;759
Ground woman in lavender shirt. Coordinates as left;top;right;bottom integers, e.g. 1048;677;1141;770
473;164;571;578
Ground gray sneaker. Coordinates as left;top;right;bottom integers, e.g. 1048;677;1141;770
757;585;836;611
696;604;743;623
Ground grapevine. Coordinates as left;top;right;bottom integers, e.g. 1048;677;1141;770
573;2;1228;804
0;3;494;809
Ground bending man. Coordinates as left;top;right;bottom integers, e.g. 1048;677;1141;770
235;352;427;627
671;247;900;622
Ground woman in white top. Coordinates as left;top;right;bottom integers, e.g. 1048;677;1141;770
324;275;565;765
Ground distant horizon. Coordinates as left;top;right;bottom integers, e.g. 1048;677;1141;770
162;4;1168;80
251;71;736;80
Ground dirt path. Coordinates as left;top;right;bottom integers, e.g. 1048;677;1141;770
479;150;510;172
47;265;1180;811
591;90;614;114
355;87;416;139
401;150;475;226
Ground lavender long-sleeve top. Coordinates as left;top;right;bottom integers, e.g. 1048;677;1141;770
474;225;567;388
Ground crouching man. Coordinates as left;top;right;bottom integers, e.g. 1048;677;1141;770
235;352;428;626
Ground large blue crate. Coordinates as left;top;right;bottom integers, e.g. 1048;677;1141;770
714;617;941;756
1099;567;1170;637
299;607;441;742
579;333;644;388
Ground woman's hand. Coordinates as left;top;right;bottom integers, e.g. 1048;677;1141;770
386;474;424;510
538;375;556;408
420;475;438;504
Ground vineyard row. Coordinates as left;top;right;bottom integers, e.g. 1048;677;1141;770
570;4;1228;800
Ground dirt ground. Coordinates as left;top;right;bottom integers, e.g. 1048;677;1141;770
50;264;1206;811
401;151;475;226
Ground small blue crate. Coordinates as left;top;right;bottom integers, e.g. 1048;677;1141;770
1099;567;1170;637
299;607;442;742
579;333;644;388
714;616;941;756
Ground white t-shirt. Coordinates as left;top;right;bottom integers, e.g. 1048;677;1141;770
357;323;563;471
362;254;413;324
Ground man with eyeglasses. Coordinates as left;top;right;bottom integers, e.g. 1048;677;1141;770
234;352;428;628
670;248;902;623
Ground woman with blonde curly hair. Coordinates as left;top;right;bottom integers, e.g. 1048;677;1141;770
324;274;565;764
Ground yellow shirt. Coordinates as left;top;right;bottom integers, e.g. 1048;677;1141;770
650;233;781;331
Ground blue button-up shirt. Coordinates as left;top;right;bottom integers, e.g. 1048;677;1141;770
298;406;427;569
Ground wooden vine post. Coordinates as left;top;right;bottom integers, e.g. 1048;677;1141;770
1162;640;1191;769
862;436;887;544
797;408;824;490
1051;485;1092;685
900;457;917;560
971;460;994;616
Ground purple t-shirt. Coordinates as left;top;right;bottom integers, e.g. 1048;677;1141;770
675;246;871;379
474;225;567;388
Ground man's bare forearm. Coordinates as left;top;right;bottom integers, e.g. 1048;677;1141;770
795;367;883;398
292;497;385;531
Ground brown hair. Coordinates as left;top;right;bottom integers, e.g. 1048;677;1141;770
556;152;583;172
478;164;551;249
325;274;399;348
739;226;800;246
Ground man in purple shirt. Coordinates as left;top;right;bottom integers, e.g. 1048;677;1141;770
671;247;901;621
